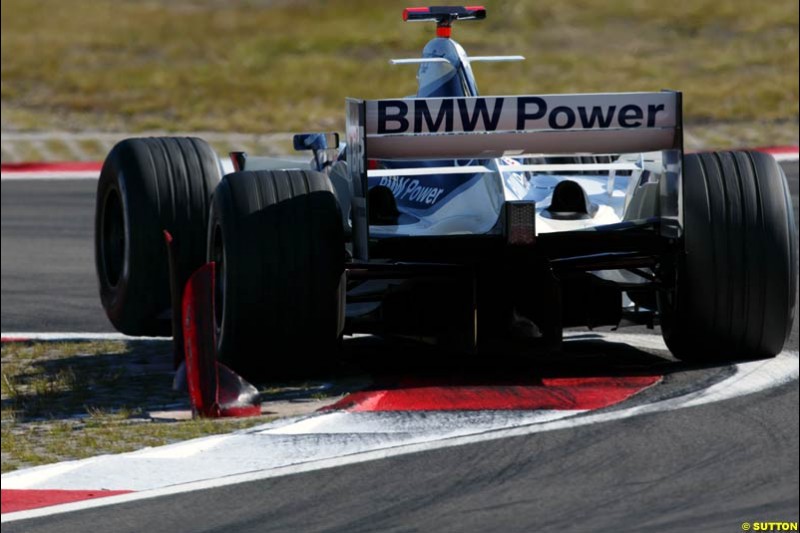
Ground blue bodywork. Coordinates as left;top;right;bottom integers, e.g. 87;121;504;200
368;36;483;219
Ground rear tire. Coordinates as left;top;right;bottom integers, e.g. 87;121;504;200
208;169;345;376
661;151;797;362
95;137;220;336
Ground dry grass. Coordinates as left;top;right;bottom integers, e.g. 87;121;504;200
0;340;274;473
1;0;797;140
1;413;271;473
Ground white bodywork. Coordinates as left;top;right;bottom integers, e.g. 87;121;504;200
368;152;664;237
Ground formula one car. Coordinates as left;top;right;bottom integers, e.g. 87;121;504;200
95;6;797;378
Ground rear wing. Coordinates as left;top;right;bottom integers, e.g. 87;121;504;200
356;91;681;159
345;91;683;258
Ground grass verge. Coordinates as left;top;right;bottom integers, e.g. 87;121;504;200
0;340;275;473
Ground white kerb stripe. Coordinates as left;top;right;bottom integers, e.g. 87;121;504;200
1;332;170;341
0;171;101;181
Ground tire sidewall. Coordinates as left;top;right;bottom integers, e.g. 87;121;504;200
207;181;236;361
95;141;168;334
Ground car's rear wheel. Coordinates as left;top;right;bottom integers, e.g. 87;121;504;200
660;151;797;362
95;137;221;336
208;169;345;377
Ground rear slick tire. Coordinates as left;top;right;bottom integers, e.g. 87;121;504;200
661;151;797;362
207;169;345;377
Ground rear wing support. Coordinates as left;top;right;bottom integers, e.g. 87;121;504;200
346;91;683;260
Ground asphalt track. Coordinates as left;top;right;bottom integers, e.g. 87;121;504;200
1;162;798;532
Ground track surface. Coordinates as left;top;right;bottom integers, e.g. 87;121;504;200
2;163;798;532
1;179;106;332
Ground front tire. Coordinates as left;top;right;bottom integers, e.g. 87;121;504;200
661;151;797;362
95;137;220;336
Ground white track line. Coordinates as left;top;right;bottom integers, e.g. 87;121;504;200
2;334;797;523
0;171;100;181
0;332;374;342
1;332;169;342
769;151;800;162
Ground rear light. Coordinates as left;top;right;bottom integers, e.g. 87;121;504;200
505;201;536;246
